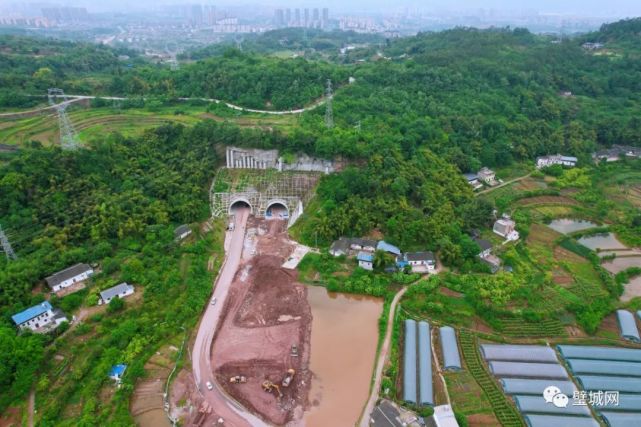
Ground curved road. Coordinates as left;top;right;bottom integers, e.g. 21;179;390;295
358;286;408;427
0;94;325;118
191;208;269;427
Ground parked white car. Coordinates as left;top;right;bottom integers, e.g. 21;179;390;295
206;381;213;390
211;297;217;306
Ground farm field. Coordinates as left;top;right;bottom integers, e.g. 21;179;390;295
0;103;297;147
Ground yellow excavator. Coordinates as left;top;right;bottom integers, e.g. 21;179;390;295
281;369;296;387
262;380;283;399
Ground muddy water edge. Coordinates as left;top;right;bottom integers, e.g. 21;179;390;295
303;285;384;427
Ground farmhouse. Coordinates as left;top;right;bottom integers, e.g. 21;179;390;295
536;154;577;169
99;282;135;305
11;301;68;332
463;173;483;190
357;251;374;270
593;145;641;163
405;251;436;273
477;167;498;186
174;224;192;241
329;237;350;257
350;238;377;252
45;263;94;293
474;238;493;258
493;217;519;241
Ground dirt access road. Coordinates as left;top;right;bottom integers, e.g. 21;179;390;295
191;207;268;427
358;286;408;427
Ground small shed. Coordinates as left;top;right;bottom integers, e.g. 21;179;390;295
357;251;373;271
616;310;640;343
109;364;127;382
439;327;462;371
403;319;417;404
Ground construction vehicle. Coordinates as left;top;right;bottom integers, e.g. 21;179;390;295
281;369;296;388
229;375;247;384
262;380;282;399
291;344;299;357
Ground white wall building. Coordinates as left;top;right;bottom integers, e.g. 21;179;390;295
11;301;67;332
99;283;135;305
45;263;94;293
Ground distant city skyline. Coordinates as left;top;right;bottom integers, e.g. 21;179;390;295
4;0;641;17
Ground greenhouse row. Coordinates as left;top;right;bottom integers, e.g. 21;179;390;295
557;345;641;426
481;343;600;425
615;310;640;343
403;319;433;405
439;326;461;371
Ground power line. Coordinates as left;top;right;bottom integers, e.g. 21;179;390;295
0;223;17;260
324;79;333;129
48;88;80;150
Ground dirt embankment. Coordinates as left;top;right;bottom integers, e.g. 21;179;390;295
173;217;312;426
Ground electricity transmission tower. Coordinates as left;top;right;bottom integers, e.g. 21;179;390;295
48;88;79;150
0;224;17;261
324;79;334;129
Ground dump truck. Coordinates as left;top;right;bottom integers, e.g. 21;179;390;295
281;369;296;387
262;380;282;399
229;375;247;384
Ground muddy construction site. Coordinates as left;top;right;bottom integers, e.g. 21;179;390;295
196;216;312;426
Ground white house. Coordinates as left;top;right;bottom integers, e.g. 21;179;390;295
477;167;498;186
11;301;68;332
432;404;460;427
350;238;377;253
99;282;135;305
174;224;192;241
493;218;519;242
405;251;436;273
474;238;493;258
357;251;374;270
45;263;94;293
536;154;577;169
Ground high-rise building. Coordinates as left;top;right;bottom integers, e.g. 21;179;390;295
285;8;291;25
190;4;203;26
322;8;329;23
304;8;309;27
313;8;319;21
275;9;284;27
294;8;301;26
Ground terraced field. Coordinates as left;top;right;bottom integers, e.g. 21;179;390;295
458;331;524;427
496;318;566;338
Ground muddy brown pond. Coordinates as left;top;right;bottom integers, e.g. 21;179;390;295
303;285;384;427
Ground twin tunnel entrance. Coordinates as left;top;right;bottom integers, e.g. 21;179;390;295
229;199;289;219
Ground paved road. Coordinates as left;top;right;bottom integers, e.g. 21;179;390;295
358;286;408;427
191;208;269;427
2;94;325;117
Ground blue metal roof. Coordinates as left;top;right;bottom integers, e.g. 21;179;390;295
357;251;373;262
11;301;52;325
377;241;401;256
109;364;127;378
403;319;417;404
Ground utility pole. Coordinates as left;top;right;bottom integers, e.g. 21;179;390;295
0;224;17;261
48;88;79;150
324;79;334;129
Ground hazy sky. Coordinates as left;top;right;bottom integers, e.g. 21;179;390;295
9;0;641;17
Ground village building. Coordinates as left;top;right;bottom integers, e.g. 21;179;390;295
174;224;192;241
473;238;501;273
474;238;493;258
350;238;377;253
11;301;68;332
463;173;483;190
357;251;374;270
477;167;498;186
582;42;604;50
593;145;641;163
404;251;436;273
536;154;577;169
493;217;519;242
45;263;94;293
329;237;350;257
377;241;401;257
99;282;135;305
